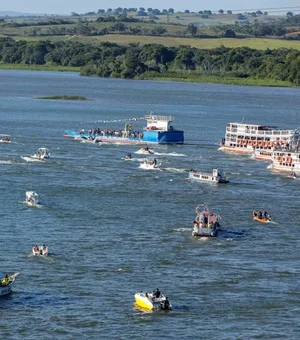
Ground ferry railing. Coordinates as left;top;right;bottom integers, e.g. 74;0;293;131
144;115;173;121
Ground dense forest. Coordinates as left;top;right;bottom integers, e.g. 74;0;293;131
0;37;300;85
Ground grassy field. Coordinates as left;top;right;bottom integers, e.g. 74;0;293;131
18;34;300;50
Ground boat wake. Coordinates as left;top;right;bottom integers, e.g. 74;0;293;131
153;152;186;157
173;228;190;232
20;201;44;208
139;163;162;171
0;160;13;164
122;157;144;162
27;253;55;262
21;156;44;162
163;167;188;173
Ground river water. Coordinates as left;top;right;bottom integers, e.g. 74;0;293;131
0;70;300;339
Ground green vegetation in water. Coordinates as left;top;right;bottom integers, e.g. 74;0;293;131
0;62;80;72
138;72;293;87
36;95;87;100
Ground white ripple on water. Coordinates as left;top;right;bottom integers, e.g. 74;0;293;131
173;228;190;232
153;152;186;157
163;167;188;173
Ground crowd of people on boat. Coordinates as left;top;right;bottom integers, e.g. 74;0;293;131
80;128;143;139
255;210;271;220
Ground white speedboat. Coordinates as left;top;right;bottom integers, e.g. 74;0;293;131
32;245;48;256
0;272;19;297
134;291;171;311
192;204;221;237
0;136;11;143
21;147;50;162
25;191;41;206
139;158;161;170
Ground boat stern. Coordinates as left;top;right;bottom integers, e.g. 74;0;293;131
134;293;154;310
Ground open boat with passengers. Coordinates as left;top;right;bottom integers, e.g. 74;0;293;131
219;123;299;155
134;290;171;311
136;146;154;154
139;158;161;170
189;168;228;184
192;204;221;237
252;210;272;223
32;245;48;256
25;191;41;207
21;148;50;162
0;136;11;143
0;272;19;297
64;113;184;145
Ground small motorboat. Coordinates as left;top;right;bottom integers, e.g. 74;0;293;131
252;210;272;223
134;291;171;311
124;153;132;160
0;136;11;143
189;168;228;184
192;204;221;237
288;172;298;179
139;158;161;170
0;272;19;297
25;191;40;206
136;147;154;155
21;147;50;162
32;245;48;256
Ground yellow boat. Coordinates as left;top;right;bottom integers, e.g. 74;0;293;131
134;291;171;311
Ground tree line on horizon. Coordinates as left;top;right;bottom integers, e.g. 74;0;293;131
0;37;299;85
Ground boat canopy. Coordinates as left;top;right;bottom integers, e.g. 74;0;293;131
26;191;39;199
37;148;50;154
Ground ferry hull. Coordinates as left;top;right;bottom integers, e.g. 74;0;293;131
64;130;184;145
219;146;253;154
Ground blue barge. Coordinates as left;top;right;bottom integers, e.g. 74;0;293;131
64;114;184;145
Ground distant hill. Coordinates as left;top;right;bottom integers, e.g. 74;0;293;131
0;11;52;17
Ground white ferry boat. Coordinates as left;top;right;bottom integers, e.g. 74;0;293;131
219;123;298;154
252;130;300;161
189;168;228;184
269;150;300;173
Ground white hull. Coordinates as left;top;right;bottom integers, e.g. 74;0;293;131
139;163;161;170
270;151;300;173
0;284;13;296
21;156;44;162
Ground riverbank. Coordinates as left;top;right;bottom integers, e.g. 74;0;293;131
0;63;294;88
0;63;79;72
